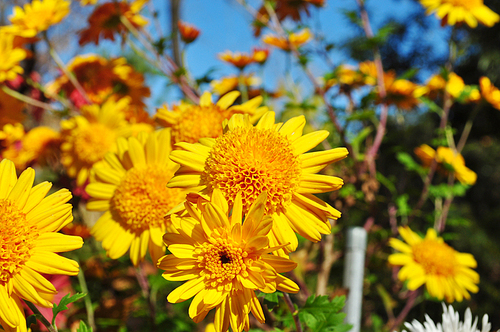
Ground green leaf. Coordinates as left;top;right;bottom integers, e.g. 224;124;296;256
77;320;93;332
376;172;396;196
52;293;87;325
396;194;410;217
396;152;424;174
264;292;280;311
428;183;469;198
298;295;351;332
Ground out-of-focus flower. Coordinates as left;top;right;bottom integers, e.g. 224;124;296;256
389;226;479;302
8;0;70;37
0;31;27;83
0;123;24;147
78;0;99;5
168;111;348;256
419;0;499;28
210;74;261;96
155;91;267;146
0;89;25;126
0;158;83;332
86;130;187;266
418;73;480;103
380;72;422;110
1;125;60;170
47;54;150;107
359;61;378;85
159;189;299;332
262;28;312;51
61;223;92;239
218;51;255;70
403;303;491;332
479;76;500;110
60;98;133;186
414;144;477;185
177;20;200;44
79;0;148;45
325;64;366;93
252;47;270;64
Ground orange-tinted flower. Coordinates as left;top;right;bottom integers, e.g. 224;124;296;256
9;0;70;37
252;47;270;64
418;72;480;103
177;20;200;44
359;61;378;85
380;72;422;110
210;74;261;96
479;76;500;110
262;28;312;51
218;51;255;70
325;64;366;93
79;0;148;45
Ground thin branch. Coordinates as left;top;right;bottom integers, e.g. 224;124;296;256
25;301;57;332
283;293;303;332
316;220;341;295
1;85;56;111
77;266;95;331
388;289;419;331
456;102;482;153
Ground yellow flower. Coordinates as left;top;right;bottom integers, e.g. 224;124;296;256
0;31;27;83
167;111;348;255
178;21;200;44
262;28;312;51
414;144;477;185
325;64;367;93
389;226;479;302
380;72;422;110
86;129;186;266
60;98;133;186
9;0;70;37
358;61;378;86
418;73;479;103
479;76;500;110
218;51;255;70
79;0;148;45
0;158;83;332
419;0;499;28
210;74;261;96
155;91;267;146
158;189;299;332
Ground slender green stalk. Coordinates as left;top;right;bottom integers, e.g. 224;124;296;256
77;267;95;330
25;301;57;332
238;71;249;102
1;85;55;111
283;293;303;332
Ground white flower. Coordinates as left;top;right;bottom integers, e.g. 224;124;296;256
403;303;493;332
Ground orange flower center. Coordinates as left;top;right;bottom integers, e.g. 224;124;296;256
110;165;184;234
203;127;301;214
412;239;457;276
73;123;116;165
171;105;231;144
196;236;250;291
0;199;39;285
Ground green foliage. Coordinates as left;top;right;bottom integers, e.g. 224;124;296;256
290;295;351;332
263;292;281;311
428;183;469;198
52;293;87;326
77;320;93;332
396;152;425;176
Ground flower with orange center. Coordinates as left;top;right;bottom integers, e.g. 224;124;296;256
86;130;187;266
0;31;27;83
251;47;269;64
79;0;148;45
389;226;479;302
60;98;133;186
210;74;261;96
167;111;348;255
419;0;499;27
414;144;477;185
178;20;200;44
262;28;312;51
155;91;267;146
218;51;255;70
479;76;500;110
159;189;299;332
0;158;83;332
8;0;70;37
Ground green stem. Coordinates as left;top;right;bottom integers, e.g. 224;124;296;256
25;301;57;332
283;293;302;332
238;71;249;102
1;85;55;111
77;267;95;330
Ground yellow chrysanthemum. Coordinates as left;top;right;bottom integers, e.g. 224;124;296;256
389;226;479;302
86;129;187;266
9;0;70;37
168;111;348;255
155;91;267;146
419;0;499;28
0;158;83;332
414;144;477;185
0;32;27;83
479;76;500;110
159;189;299;332
60;98;133;186
210;75;261;96
262;28;312;51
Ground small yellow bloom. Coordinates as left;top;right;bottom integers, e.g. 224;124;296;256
155;91;267;146
178;20;200;44
0;158;83;332
262;28;312;51
159;189;299;332
210;74;261;96
167;111;348;255
218;51;255;70
0;31;27;83
9;0;70;37
379;72;422;110
479;76;500;110
87;129;187;266
419;0;499;28
389;226;479;302
414;144;477;185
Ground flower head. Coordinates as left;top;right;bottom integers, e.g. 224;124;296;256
479;76;500;110
87;129;187;266
210;74;261;96
419;0;499;28
9;0;70;37
60;98;133;186
414;144;477;185
389;226;479;302
252;47;270;64
262;28;312;51
0;31;27;83
155;91;267;146
0;158;83;332
159;189;299;332
79;0;148;45
381;72;422;110
168;111;348;255
178;20;200;44
218;51;255;70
